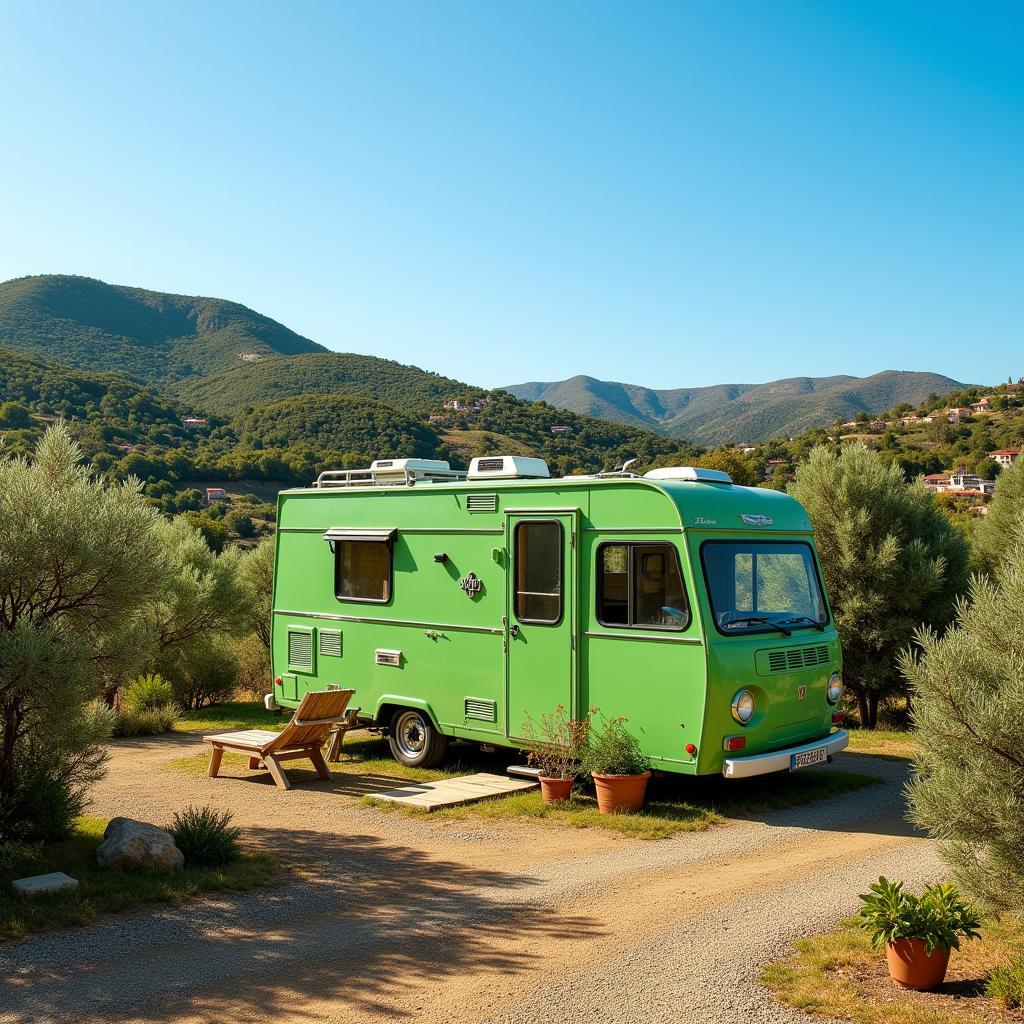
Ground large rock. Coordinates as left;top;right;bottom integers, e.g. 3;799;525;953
96;817;184;871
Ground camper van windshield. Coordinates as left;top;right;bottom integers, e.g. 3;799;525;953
700;541;828;636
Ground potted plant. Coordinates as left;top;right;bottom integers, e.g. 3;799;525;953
581;710;652;814
857;876;980;990
521;706;588;803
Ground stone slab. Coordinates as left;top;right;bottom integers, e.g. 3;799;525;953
367;772;538;811
12;872;79;896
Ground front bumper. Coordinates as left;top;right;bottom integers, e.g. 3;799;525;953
722;729;849;779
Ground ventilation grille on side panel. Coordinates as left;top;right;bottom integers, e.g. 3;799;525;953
467;493;498;513
464;697;497;722
767;645;830;673
319;629;342;657
288;630;313;669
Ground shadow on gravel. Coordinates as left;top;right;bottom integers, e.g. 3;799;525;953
0;826;605;1024
644;756;918;840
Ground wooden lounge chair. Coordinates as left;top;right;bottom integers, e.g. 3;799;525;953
204;689;356;791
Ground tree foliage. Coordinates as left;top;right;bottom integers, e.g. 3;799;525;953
905;537;1024;911
972;455;1024;575
0;425;165;841
788;445;970;727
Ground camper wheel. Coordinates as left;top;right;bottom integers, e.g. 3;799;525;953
388;708;448;769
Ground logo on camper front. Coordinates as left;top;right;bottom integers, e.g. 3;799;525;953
739;514;773;526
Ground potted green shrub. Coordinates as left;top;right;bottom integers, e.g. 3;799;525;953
522;706;588;803
581;710;652;814
857;876;980;990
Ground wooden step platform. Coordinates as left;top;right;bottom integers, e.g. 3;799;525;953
366;772;538;811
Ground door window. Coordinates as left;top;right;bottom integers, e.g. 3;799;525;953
514;520;563;624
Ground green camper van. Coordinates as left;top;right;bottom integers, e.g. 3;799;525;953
270;456;848;778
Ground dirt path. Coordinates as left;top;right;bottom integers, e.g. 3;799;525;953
0;737;940;1024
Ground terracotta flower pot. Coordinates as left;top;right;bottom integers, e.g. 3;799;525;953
885;939;951;990
591;772;651;814
538;776;574;803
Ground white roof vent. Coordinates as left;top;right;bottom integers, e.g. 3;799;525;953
467;456;550;480
370;458;454;478
644;466;732;484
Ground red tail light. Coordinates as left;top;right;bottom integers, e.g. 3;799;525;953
685;742;697;755
274;678;283;687
831;711;843;725
723;736;747;752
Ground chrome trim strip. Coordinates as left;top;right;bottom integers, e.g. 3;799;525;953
273;608;502;635
279;527;504;535
582;527;684;534
584;630;703;645
503;507;581;514
722;730;849;779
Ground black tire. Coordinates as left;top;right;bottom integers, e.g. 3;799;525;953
388;708;448;769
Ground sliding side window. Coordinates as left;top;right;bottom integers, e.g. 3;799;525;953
597;543;689;630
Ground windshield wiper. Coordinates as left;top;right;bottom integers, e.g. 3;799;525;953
723;616;792;637
779;616;826;632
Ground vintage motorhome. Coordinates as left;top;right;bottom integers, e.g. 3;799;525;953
270;456;848;778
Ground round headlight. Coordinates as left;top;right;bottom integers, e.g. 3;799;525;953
827;672;843;705
731;689;755;725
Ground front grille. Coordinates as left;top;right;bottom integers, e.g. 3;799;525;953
464;697;497;722
767;644;830;673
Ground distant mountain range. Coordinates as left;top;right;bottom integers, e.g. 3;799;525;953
504;371;965;444
0;274;965;447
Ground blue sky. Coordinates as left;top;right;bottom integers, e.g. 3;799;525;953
1;1;1020;389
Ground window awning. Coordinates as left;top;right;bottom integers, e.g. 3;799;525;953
323;527;396;544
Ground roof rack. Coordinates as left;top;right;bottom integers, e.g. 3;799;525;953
314;459;467;489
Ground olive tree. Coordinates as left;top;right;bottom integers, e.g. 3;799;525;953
904;534;1024;911
0;425;165;841
972;455;1024;575
788;445;969;728
150;517;253;708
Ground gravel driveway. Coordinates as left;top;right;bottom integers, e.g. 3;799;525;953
0;736;939;1024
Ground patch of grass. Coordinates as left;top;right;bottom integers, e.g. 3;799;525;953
174;700;286;734
762;915;1024;1024
0;816;276;942
844;728;917;761
367;767;881;841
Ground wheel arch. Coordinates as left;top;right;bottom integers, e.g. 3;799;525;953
374;695;443;733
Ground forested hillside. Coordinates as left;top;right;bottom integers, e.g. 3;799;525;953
183;351;482;418
0;275;324;381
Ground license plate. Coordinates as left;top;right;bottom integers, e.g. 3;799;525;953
790;746;828;771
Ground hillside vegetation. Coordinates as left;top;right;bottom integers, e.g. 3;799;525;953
0;275;324;381
182;351;481;418
505;370;965;444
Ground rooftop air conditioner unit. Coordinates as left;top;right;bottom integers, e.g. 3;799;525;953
370;458;456;482
643;466;733;484
467;456;551;480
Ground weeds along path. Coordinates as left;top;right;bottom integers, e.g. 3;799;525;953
0;736;939;1024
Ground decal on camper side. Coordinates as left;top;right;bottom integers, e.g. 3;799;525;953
739;513;773;526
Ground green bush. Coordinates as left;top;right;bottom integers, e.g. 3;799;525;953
169;806;242;867
113;705;179;737
581;710;652;777
122;673;174;713
856;876;980;953
987;954;1024;1009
